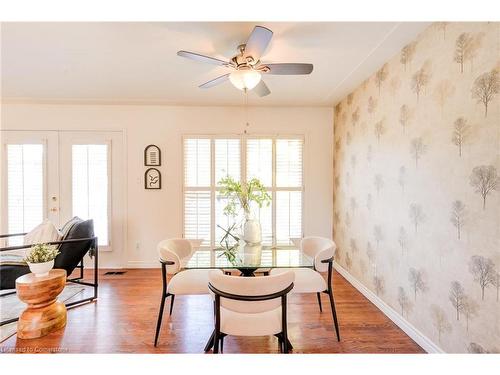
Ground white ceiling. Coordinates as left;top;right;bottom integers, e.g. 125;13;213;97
0;22;430;106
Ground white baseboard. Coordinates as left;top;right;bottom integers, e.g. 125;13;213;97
334;263;444;354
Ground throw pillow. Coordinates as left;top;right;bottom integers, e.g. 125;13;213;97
54;219;95;275
60;216;83;238
23;219;62;246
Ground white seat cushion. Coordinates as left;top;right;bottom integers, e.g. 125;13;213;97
270;268;326;293
167;269;221;295
220;306;282;336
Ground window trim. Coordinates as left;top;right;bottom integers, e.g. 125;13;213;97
182;134;305;248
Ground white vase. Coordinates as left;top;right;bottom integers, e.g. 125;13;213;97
243;243;262;265
27;260;54;277
243;215;262;244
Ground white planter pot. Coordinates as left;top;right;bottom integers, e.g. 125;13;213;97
27;260;54;277
243;217;262;244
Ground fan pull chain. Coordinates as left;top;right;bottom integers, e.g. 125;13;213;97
244;88;249;134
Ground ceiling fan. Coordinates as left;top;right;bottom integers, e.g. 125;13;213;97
177;25;313;97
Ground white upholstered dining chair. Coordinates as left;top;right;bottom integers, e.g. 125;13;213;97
207;270;295;353
270;236;340;341
154;238;223;346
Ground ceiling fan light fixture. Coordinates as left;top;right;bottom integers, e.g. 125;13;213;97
178;26;313;97
229;69;262;91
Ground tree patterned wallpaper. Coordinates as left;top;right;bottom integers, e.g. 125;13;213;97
333;22;499;353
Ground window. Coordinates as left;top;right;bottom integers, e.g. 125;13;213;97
275;139;303;244
215;139;240;183
246;139;272;186
183;139;211;246
72;144;109;246
183;136;303;247
7;144;44;244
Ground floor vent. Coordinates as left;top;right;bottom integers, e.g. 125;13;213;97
104;271;127;275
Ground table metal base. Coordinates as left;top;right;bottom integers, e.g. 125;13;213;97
238;267;258;277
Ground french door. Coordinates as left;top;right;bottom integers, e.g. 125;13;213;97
1;131;59;244
1;130;124;262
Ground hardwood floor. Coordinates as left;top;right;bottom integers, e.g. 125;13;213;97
1;269;424;354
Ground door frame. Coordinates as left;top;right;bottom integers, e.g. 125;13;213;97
59;131;126;268
1;129;127;268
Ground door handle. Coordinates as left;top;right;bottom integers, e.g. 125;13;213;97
50;207;58;212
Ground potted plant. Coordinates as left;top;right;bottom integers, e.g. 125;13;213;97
218;176;271;244
24;244;60;277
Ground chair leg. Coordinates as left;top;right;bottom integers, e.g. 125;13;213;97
281;294;290;353
213;333;219;354
220;335;224;353
316;292;323;312
204;330;215;352
282;331;289;354
328;289;341;341
169;294;175;316
154;294;167;347
276;333;284;353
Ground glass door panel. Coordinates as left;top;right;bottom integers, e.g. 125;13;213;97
1;131;59;245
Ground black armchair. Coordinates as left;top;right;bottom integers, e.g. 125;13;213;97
0;218;99;326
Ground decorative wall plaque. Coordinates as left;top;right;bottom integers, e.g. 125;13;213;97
145;168;161;189
144;145;161;166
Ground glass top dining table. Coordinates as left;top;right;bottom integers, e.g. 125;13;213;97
184;242;313;276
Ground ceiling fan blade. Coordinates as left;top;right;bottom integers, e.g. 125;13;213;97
264;63;314;75
254;80;271;97
199;73;230;89
177;50;228;66
244;26;273;62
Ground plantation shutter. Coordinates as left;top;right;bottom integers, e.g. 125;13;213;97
215;139;240;185
7;144;44;245
184;136;303;248
246;139;273;244
276;139;303;245
184;139;211;245
214;139;241;243
184;138;211;187
246;139;272;187
276;191;302;245
72;144;109;246
276;139;303;187
184;191;211;246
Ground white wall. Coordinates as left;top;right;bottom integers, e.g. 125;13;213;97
1;103;333;268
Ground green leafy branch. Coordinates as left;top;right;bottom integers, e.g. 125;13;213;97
218;176;271;217
216;223;241;265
